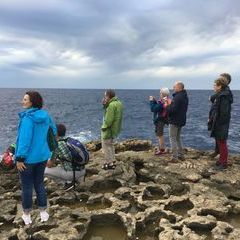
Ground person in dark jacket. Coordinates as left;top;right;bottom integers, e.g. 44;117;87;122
149;87;170;155
166;81;188;162
208;77;232;169
209;73;233;158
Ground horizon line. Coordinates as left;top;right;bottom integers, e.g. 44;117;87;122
0;87;239;91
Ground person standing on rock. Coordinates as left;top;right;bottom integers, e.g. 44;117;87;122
101;89;123;170
208;73;233;159
15;91;56;225
208;77;233;170
166;81;188;162
149;87;170;155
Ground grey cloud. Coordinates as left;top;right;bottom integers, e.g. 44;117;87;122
0;0;240;89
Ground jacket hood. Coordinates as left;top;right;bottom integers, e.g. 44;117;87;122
19;108;49;123
109;96;118;103
105;96;119;107
173;89;188;97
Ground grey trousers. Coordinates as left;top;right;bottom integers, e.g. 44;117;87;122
45;166;86;182
169;124;183;159
101;138;115;163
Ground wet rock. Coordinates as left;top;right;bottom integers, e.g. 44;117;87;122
0;139;240;239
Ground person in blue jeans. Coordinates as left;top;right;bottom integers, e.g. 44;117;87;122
15;91;56;225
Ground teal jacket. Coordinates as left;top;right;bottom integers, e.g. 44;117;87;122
101;97;123;139
15;108;56;164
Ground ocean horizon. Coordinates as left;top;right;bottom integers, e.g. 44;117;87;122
0;88;239;154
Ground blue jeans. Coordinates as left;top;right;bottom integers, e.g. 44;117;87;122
19;161;47;212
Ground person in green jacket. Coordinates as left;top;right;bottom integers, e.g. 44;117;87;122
101;89;123;170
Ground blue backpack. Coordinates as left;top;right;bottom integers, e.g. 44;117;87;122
65;137;89;167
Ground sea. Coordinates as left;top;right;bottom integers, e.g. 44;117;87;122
0;88;239;154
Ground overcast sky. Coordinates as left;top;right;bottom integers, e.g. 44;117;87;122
0;0;239;89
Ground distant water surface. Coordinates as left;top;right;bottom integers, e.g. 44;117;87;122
0;88;239;153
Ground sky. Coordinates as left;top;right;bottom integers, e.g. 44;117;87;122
0;0;240;89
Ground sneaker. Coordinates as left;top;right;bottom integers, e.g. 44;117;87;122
155;150;167;155
22;213;32;225
40;211;49;222
63;182;75;191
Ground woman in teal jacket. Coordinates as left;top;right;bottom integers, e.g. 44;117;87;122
15;91;56;225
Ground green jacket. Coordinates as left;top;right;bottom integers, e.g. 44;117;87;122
101;97;123;139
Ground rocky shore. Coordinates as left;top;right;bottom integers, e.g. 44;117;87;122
1;139;240;240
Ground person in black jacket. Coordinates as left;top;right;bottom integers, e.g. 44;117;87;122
166;81;188;162
209;73;233;158
208;77;233;170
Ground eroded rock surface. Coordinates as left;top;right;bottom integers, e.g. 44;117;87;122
1;139;240;240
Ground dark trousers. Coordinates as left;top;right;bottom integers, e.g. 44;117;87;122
19;161;47;212
216;140;228;166
214;139;219;154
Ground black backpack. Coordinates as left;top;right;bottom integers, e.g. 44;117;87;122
47;127;58;152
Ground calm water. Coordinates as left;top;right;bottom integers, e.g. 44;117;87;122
0;88;239;153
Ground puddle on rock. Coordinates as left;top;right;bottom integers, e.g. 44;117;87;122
60;199;112;211
170;184;190;196
83;224;127;240
164;199;194;218
136;215;163;240
90;180;122;194
142;186;165;201
136;221;160;240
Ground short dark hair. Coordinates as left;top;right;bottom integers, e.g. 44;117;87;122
57;124;66;137
177;81;185;90
26;91;43;109
220;73;231;84
105;89;115;99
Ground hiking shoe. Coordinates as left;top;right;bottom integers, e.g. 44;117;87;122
106;162;116;170
178;156;185;161
214;165;227;171
63;182;75;191
210;152;219;158
102;163;109;170
22;213;32;225
170;157;178;163
215;161;221;166
40;211;49;222
228;161;233;167
102;162;116;170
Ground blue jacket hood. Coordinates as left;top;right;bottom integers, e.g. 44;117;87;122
19;108;49;123
16;107;56;164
